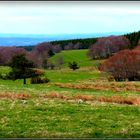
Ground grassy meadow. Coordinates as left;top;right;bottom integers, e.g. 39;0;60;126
0;50;140;138
50;49;103;67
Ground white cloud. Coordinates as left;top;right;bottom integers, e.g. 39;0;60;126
0;1;139;34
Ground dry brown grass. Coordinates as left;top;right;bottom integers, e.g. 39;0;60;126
75;95;93;101
42;92;140;105
0;92;30;100
43;92;69;100
55;82;140;92
1;91;139;105
97;96;140;105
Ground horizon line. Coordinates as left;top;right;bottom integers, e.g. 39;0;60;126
0;31;135;36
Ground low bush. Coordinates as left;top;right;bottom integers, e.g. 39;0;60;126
68;61;79;70
0;73;13;80
30;77;50;84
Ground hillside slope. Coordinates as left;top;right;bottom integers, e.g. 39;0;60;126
50;49;102;67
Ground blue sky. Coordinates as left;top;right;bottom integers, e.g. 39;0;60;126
0;1;140;35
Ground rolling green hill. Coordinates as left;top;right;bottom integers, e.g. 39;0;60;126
0;48;140;138
50;49;102;67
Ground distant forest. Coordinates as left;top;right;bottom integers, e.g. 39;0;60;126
17;37;97;51
124;31;140;49
17;30;140;51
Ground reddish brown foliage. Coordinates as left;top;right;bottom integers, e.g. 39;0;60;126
63;42;81;50
27;43;50;68
89;36;130;59
99;49;140;81
0;47;27;65
27;42;63;68
134;46;140;50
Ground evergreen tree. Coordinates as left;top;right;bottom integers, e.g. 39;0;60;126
48;49;55;57
68;61;79;71
8;54;42;84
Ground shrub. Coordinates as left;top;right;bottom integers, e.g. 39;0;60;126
30;77;50;84
99;49;140;81
0;73;12;80
43;77;50;83
68;61;79;70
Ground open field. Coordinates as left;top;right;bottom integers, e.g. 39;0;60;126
0;50;140;138
50;49;103;67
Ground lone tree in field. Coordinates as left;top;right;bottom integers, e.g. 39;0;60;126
68;61;79;71
8;54;43;84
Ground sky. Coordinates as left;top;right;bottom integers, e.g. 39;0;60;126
0;1;140;35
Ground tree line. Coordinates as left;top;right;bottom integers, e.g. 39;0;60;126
0;41;82;70
17;37;97;51
17;30;140;52
124;31;140;49
0;30;139;83
88;35;131;59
